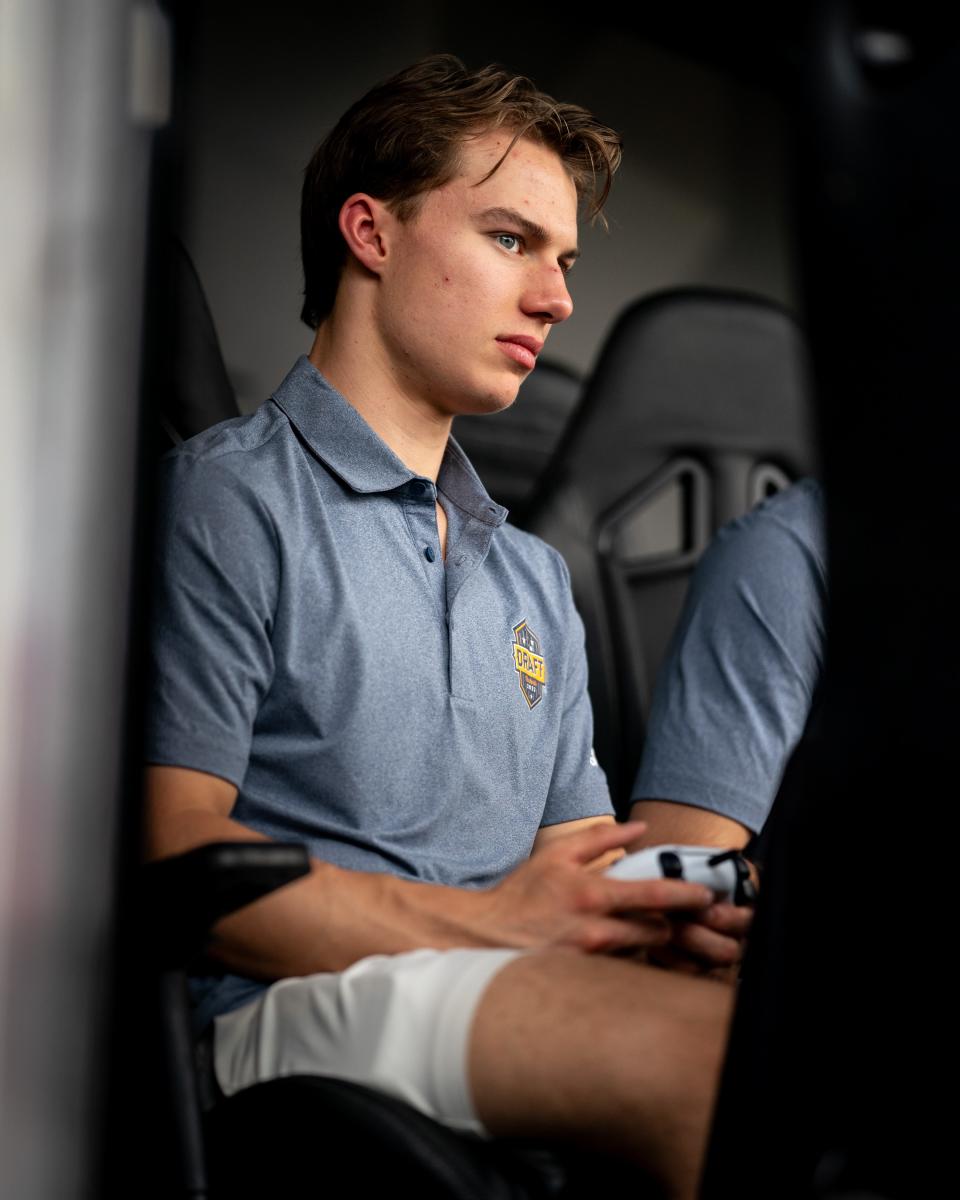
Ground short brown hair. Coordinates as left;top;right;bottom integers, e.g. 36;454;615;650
299;54;622;328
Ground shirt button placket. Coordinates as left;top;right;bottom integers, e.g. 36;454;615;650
407;481;443;620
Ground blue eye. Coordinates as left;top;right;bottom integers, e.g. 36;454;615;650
496;233;521;253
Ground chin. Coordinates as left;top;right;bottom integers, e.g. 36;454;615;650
471;395;518;417
457;378;523;417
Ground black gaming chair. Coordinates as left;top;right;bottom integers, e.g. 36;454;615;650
523;287;818;812
146;237;242;449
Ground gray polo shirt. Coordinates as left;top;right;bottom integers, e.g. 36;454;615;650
633;478;826;832
147;356;611;1028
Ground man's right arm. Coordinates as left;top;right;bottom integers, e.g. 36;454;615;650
145;765;715;980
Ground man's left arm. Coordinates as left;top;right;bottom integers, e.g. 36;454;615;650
626;799;753;977
532;805;751;975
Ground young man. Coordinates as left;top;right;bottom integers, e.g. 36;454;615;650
146;56;747;1197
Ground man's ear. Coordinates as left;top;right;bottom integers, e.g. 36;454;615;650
338;193;394;276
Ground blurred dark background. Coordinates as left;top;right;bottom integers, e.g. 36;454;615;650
164;0;801;409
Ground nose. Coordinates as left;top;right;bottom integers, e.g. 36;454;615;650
521;265;573;326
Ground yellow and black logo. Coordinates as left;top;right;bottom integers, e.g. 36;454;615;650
512;620;547;710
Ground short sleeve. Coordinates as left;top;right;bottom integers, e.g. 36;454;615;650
632;479;827;832
540;555;615;827
145;452;280;787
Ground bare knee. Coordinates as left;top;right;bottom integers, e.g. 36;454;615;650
468;951;733;1197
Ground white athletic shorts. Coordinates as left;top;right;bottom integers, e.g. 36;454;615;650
212;947;521;1135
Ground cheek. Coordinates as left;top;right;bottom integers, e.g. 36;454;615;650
391;234;499;324
428;266;491;314
435;256;500;305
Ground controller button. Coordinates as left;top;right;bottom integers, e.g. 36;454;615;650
658;851;684;879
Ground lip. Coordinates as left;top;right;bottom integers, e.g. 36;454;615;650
496;335;543;371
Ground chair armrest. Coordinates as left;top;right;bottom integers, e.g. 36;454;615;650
141;841;310;966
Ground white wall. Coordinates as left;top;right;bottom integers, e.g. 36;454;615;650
0;2;159;1195
180;2;795;411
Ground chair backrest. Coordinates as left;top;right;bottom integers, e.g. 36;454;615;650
524;287;818;809
453;357;582;521
145;237;241;450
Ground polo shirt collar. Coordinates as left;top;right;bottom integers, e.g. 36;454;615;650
271;356;508;527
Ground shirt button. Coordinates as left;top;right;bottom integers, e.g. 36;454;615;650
424;545;436;562
412;480;428;497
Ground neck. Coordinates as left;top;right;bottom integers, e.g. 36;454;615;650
308;302;452;483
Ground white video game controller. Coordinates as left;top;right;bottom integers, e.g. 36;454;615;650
605;844;756;905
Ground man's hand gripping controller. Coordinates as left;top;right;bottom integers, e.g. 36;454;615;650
605;845;756;906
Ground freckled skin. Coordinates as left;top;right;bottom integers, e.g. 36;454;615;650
373;131;578;419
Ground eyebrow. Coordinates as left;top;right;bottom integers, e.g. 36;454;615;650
475;206;580;263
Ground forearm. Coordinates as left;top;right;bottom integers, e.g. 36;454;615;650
145;768;716;980
214;853;508;978
627;799;750;851
148;805;503;979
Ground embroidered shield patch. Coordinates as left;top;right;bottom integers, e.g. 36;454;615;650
512;620;547;709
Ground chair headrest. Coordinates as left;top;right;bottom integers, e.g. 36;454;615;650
539;287;817;516
153;238;240;444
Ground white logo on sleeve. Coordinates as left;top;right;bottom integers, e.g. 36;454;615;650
589;748;599;767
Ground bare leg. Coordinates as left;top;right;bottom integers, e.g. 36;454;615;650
469;951;734;1200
